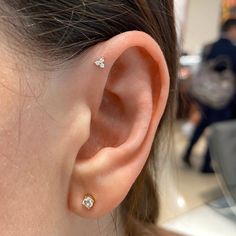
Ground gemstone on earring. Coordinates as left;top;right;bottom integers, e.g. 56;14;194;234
94;57;105;69
82;194;95;210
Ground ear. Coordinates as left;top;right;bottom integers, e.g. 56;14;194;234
68;31;170;218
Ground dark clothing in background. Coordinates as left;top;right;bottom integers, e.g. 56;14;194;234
204;37;236;118
184;37;236;172
205;38;236;74
184;102;234;172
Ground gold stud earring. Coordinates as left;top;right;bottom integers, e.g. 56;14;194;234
82;194;95;210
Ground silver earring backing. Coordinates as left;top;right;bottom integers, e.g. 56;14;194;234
94;57;105;69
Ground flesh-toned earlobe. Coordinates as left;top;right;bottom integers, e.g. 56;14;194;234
68;31;170;219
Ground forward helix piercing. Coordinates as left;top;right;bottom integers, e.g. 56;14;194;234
94;57;105;69
82;194;95;210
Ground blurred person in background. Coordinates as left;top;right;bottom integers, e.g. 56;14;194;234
183;18;236;173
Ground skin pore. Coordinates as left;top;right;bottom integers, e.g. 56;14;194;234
0;28;172;236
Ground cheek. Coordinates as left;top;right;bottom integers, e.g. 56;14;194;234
0;49;85;234
0;57;58;180
0;86;45;193
0;65;64;213
0;53;89;233
0;92;61;186
0;82;70;233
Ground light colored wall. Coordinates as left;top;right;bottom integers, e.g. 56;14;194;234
183;0;221;54
174;0;188;40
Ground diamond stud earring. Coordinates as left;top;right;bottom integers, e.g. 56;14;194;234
94;57;105;69
82;194;95;210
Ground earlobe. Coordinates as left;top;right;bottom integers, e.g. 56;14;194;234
68;31;170;218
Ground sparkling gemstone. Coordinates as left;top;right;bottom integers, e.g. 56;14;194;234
82;195;95;210
94;57;105;69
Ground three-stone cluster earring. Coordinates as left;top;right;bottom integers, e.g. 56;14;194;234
94;57;105;69
82;194;95;210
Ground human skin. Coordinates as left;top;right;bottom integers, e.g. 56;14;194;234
0;31;170;236
228;26;236;42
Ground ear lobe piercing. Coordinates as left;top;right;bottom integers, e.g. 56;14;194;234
94;57;105;69
82;194;95;210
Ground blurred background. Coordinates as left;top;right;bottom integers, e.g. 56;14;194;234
160;1;236;235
